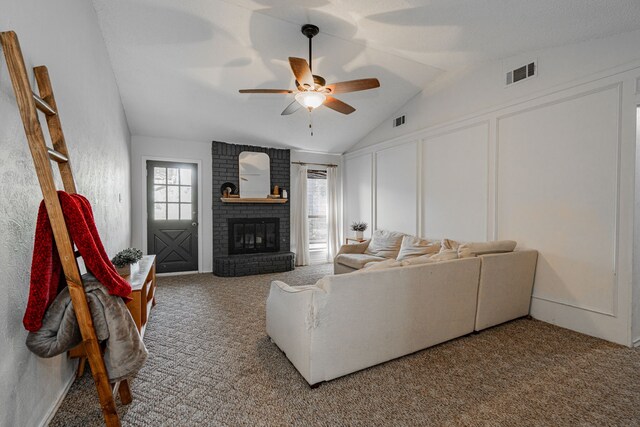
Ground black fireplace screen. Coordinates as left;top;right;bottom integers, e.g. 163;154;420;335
228;218;279;255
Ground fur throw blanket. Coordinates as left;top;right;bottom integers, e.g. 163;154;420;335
26;276;147;382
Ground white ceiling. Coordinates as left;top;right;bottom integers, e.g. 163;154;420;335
92;0;640;153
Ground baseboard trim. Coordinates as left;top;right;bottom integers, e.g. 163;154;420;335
633;336;640;347
156;270;199;277
40;367;76;427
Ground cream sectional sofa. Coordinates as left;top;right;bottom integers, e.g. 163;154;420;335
266;234;538;386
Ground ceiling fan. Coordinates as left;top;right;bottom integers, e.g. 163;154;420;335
239;24;380;117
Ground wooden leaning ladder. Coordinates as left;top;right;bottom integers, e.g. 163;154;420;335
1;31;131;426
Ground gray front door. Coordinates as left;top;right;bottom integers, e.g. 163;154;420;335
147;160;198;273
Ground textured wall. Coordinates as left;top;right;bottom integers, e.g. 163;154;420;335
211;141;290;260
0;1;131;426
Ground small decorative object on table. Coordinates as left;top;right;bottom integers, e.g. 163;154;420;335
351;221;368;240
111;247;144;277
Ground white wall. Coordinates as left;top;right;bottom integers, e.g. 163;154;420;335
423;123;489;241
131;135;213;272
344;153;373;239
376;142;418;235
0;1;131;426
344;31;640;346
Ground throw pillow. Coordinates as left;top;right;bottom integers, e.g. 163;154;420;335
396;235;441;261
457;240;517;258
364;230;405;258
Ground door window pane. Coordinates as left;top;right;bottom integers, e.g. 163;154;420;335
154;167;166;184
154;185;166;202
167;203;179;220
180;204;192;220
180;168;192;185
167;186;179;202
180;186;192;203
154;203;166;220
167;168;179;185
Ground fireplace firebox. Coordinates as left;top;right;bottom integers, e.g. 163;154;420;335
228;217;280;255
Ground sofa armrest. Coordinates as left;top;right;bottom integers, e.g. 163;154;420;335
266;280;322;384
475;250;538;331
336;240;370;256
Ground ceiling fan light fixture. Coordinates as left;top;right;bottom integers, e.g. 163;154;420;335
295;91;326;109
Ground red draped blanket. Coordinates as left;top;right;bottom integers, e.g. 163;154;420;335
24;191;131;332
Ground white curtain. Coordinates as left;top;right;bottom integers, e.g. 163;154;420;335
293;165;310;266
327;166;340;261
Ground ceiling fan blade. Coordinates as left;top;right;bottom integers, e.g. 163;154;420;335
325;78;380;94
239;89;293;94
289;57;314;89
281;100;302;115
324;96;355;115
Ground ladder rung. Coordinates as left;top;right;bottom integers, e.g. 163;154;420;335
32;92;57;116
47;147;68;163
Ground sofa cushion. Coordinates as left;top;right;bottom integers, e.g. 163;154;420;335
359;258;403;272
458;240;517;258
335;253;386;270
364;230;405;258
401;254;436;266
396;236;441;261
400;249;459;266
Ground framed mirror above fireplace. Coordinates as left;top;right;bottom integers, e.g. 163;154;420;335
239;151;270;198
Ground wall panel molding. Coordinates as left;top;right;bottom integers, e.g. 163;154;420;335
496;83;622;317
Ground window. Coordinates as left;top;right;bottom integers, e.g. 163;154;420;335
153;166;193;220
307;170;328;263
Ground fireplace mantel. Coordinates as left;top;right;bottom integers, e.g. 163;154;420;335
220;197;288;204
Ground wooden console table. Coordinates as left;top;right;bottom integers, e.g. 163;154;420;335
69;255;157;376
125;255;157;337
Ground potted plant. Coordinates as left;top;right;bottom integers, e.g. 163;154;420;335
350;221;368;240
111;248;143;277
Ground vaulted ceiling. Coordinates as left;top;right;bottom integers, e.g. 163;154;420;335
92;0;640;153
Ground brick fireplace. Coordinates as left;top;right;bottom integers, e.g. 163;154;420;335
212;141;294;276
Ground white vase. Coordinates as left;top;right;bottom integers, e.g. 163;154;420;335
356;231;364;240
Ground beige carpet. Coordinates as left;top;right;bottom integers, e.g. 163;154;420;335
50;264;640;426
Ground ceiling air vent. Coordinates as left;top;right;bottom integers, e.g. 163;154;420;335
393;115;406;128
506;61;536;86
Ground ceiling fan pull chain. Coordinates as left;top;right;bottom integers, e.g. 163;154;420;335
308;109;314;136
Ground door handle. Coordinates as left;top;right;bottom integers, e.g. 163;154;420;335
191;222;198;227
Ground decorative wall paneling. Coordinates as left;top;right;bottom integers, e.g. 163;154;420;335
344;67;640;346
